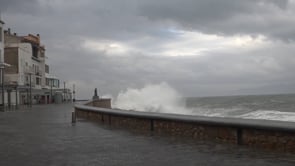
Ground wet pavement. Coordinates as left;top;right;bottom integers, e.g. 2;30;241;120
0;103;295;166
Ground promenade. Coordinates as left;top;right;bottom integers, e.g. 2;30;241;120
0;104;295;166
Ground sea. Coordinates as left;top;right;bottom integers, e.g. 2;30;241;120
186;93;295;122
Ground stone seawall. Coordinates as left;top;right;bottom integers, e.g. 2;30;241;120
75;104;295;153
85;99;111;108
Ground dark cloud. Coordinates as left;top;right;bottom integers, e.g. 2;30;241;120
49;40;295;98
0;0;38;13
1;0;295;98
3;0;293;41
140;0;293;41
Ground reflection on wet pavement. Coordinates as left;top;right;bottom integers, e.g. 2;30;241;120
0;104;295;166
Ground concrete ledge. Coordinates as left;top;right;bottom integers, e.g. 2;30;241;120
84;99;111;108
75;104;295;152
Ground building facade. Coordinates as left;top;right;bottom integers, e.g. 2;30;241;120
0;19;4;62
0;19;6;110
3;28;72;107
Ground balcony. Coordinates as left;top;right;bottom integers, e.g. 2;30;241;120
3;75;18;85
25;81;36;87
24;66;34;74
35;71;42;76
31;56;41;62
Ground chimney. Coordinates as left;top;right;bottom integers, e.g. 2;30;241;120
8;28;11;34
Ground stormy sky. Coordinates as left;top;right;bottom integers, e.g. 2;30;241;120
1;0;295;99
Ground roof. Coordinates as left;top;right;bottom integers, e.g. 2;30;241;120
0;20;4;24
22;34;40;45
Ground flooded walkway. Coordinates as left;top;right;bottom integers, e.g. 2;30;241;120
0;104;295;166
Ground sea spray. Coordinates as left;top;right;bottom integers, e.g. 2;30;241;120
113;82;192;115
107;87;295;122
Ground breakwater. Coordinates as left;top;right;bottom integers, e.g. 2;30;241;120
75;102;295;153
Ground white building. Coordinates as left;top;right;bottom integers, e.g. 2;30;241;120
0;19;4;62
0;19;4;110
3;28;71;106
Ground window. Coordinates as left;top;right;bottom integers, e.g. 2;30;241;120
45;65;49;73
32;45;38;58
36;77;40;85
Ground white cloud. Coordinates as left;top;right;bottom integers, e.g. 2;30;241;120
157;30;268;56
82;39;131;56
82;28;269;58
2;0;295;99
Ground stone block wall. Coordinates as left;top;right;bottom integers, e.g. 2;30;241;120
75;106;295;153
86;99;111;108
153;120;237;143
242;129;295;152
111;116;151;131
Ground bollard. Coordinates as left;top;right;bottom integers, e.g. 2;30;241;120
72;111;76;123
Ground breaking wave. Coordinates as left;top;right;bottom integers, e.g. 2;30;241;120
113;82;192;115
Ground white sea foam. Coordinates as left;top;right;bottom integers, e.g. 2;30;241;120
191;108;295;122
113;82;192;115
111;83;295;122
191;107;250;117
237;110;295;122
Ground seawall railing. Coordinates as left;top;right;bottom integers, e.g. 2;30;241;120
75;103;295;153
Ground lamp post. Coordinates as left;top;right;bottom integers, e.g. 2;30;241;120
0;63;4;111
50;78;53;104
73;84;75;102
63;81;66;102
29;73;32;107
15;86;18;109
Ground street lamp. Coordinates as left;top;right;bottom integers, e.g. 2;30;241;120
63;81;66;102
50;78;53;103
15;86;18;109
0;63;4;111
73;84;75;102
29;73;32;107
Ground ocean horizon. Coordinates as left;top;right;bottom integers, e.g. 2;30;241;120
186;93;295;122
